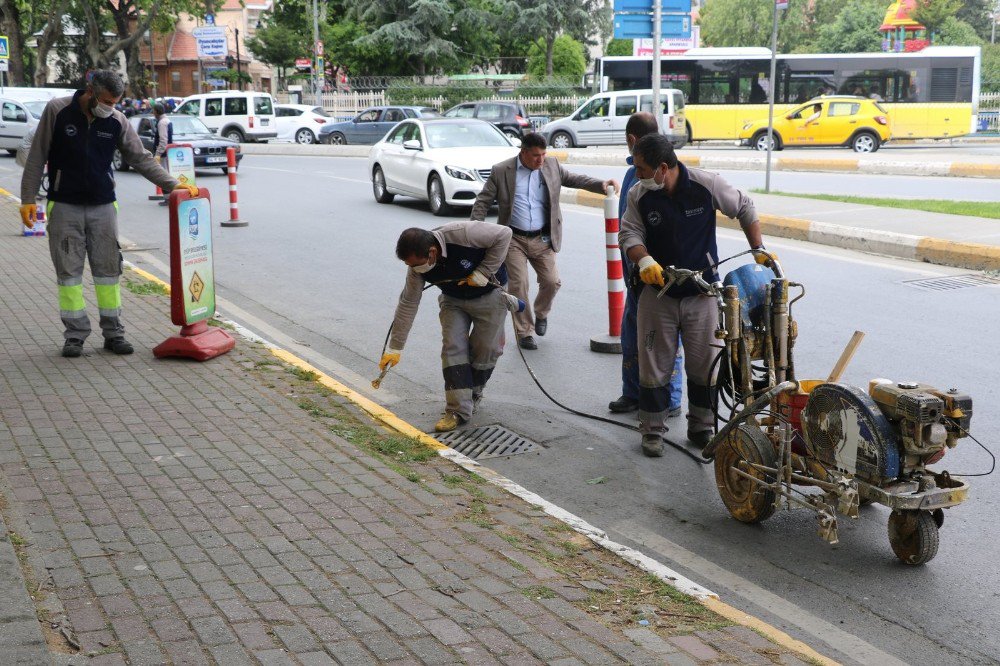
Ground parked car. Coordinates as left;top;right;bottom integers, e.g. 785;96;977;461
367;118;520;216
112;114;243;174
174;91;277;143
319;106;440;145
442;101;532;140
0;97;40;155
738;95;891;153
275;104;330;144
540;89;687;149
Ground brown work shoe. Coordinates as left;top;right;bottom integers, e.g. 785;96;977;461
434;413;466;433
641;434;664;457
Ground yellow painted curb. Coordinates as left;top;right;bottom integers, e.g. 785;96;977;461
778;158;858;172
576;190;605;208
268;348;449;453
758;213;813;242
702;598;840;666
683;155;701;167
0;187;13;198
948;162;1000;179
548;150;569;162
916;238;1000;272
125;265;172;294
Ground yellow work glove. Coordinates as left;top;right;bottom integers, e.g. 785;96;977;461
379;351;401;372
173;183;199;197
459;269;490;287
752;247;778;266
637;255;665;287
19;204;37;229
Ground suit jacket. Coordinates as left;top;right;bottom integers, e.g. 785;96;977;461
471;155;605;253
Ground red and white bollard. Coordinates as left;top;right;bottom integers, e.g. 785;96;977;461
220;147;247;227
590;186;624;354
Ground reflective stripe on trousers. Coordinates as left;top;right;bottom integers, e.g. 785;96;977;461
439;289;508;421
636;287;719;436
47;201;124;341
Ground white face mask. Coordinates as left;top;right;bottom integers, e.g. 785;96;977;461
412;260;435;274
93;103;114;119
639;168;664;191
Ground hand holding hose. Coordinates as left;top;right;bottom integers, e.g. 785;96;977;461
752;247;779;267
459;270;490;287
637;256;665;287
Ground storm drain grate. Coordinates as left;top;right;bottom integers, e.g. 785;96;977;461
902;273;1000;291
434;425;539;459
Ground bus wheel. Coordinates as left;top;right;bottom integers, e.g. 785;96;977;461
852;131;880;153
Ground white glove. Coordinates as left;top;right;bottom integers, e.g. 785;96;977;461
461;270;490;287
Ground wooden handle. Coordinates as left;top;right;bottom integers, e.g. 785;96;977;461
827;331;865;383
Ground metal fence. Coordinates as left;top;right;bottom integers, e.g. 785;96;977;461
980;92;1000;132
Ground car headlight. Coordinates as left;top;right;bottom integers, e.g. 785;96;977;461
193;147;201;155
445;166;476;181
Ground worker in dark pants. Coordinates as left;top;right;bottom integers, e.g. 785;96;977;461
620;134;774;457
19;69;196;358
380;223;513;433
609;112;683;419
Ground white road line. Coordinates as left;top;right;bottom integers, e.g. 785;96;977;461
613;520;909;666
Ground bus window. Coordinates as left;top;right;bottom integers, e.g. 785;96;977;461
696;63;733;105
838;70;895;101
785;71;835;103
736;61;771;104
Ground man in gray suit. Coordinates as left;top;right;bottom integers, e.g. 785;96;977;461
471;133;617;349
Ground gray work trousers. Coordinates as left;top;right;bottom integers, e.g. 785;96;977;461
47;201;124;341
636;287;719;436
439;289;508;420
505;234;561;338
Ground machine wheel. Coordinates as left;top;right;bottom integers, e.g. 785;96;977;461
428;173;451;216
714;424;777;524
888;509;939;565
328;132;346;145
372;166;394;204
852;131;880;153
752;131;781;152
112;149;130;172
294;128;316;144
549;131;573;149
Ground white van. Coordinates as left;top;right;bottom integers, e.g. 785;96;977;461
0;97;40;154
541;89;687;149
175;91;277;143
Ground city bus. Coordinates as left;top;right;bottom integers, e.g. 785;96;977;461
594;46;981;142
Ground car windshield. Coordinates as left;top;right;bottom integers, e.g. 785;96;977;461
424;121;510;148
169;115;214;136
24;100;46;119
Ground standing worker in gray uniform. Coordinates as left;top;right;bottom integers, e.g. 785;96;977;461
153;103;172;162
380;222;514;433
471;133;618;350
619;134;776;457
20;70;198;358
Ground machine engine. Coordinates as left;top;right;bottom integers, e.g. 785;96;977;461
869;380;972;466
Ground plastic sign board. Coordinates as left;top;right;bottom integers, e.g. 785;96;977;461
0;61;8;72
614;14;691;40
193;26;227;58
165;144;196;188
776;0;788;8
169;191;216;326
633;27;700;55
613;0;691;12
0;36;8;59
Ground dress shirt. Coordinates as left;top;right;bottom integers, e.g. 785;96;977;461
510;159;548;232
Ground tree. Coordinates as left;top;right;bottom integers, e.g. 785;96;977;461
0;0;28;84
982;43;1000;93
814;0;885;54
935;16;983;45
503;0;602;77
246;22;308;89
954;0;994;40
527;35;585;79
346;0;465;76
910;0;963;38
697;0;813;53
605;39;633;57
32;0;72;86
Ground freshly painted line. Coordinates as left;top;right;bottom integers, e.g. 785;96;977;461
614;520;900;666
125;264;172;294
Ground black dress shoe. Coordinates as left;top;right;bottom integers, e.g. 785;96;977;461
688;430;713;448
608;395;638;413
518;336;538;350
103;337;134;355
535;317;548;336
62;339;84;358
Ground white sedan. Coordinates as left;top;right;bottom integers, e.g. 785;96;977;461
274;104;330;144
367;118;520;216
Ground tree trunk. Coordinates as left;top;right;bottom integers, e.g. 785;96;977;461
125;43;147;97
545;35;555;77
0;0;26;85
35;0;71;86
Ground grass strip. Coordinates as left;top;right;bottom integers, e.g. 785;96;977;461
753;190;1000;220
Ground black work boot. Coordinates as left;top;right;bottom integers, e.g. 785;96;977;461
609;395;638;413
641;434;664;457
103;337;134;355
62;339;84;358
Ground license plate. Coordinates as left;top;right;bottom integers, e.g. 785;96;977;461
207;156;226;163
261;118;269;126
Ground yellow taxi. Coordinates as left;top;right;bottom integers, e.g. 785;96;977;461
738;96;891;153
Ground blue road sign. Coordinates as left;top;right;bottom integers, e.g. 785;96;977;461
613;14;691;40
0;36;9;59
613;0;691;12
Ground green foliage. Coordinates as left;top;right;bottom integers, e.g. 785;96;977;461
910;0;963;37
954;0;995;41
526;35;586;79
245;22;307;71
935;17;984;45
982;44;1000;93
605;39;634;57
697;0;813;52
814;0;886;54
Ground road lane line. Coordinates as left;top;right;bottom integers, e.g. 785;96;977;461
613;520;906;666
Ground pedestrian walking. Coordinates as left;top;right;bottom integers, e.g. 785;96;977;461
19;69;198;358
619;133;775;457
608;112;683;419
471;132;618;350
380;222;513;433
152;103;173;162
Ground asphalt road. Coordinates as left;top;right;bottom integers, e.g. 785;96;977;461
7;154;1000;665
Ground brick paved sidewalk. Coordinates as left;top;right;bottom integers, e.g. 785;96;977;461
0;207;819;665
